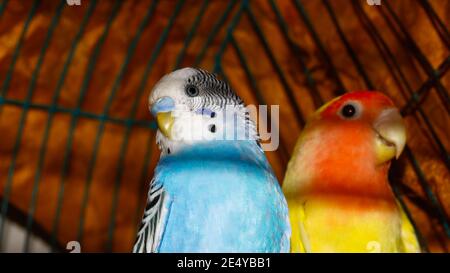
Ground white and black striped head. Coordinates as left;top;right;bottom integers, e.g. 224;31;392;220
149;67;243;111
149;68;257;155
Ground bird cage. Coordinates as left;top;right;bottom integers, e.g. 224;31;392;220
0;0;448;252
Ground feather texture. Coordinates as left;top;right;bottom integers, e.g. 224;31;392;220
138;140;290;253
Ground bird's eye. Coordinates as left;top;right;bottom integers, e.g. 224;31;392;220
185;85;199;97
339;102;361;119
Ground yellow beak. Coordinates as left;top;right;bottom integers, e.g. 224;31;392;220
156;112;175;139
374;108;406;165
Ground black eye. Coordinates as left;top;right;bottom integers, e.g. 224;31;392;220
340;103;359;119
185;85;199;97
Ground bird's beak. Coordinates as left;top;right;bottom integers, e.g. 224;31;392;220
373;108;406;165
150;97;175;139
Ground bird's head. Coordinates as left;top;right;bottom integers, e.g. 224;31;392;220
312;91;406;165
283;91;406;197
148;68;256;155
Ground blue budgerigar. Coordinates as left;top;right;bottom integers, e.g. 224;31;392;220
133;68;290;253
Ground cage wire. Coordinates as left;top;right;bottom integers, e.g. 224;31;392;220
0;0;448;252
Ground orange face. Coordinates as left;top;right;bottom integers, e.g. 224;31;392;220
290;91;406;201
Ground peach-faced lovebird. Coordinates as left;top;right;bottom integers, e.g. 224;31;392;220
133;68;290;253
283;91;420;253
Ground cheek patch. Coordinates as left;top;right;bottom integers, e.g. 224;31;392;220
195;108;215;117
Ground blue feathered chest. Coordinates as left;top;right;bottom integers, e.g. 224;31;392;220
154;141;290;253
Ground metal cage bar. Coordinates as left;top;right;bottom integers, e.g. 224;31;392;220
382;1;450;113
103;0;160;252
0;97;155;128
50;0;98;251
418;0;450;49
229;35;290;161
270;0;324;108
194;0;237;67
322;0;375;89
352;0;450;181
104;0;186;251
23;0;66;253
0;0;40;251
246;5;306;128
0;0;8;18
57;0;123;246
293;0;347;95
173;0;210;70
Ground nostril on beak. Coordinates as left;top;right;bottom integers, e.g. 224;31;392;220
150;96;175;117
